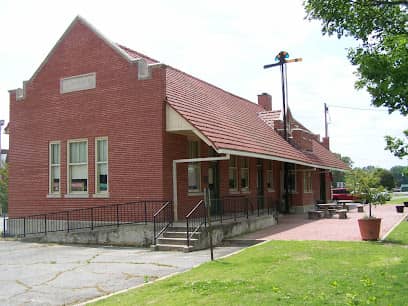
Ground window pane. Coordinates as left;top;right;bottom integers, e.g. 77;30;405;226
240;168;249;191
51;143;60;164
188;141;199;159
70;164;88;192
51;165;60;192
97;163;108;192
229;157;236;167
229;168;237;190
267;170;273;189
97;139;107;162
188;163;200;191
70;142;87;163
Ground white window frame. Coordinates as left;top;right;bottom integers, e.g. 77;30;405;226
66;138;88;197
49;141;61;196
240;158;250;193
266;160;274;192
304;171;313;193
229;156;238;192
188;140;201;193
95;137;109;196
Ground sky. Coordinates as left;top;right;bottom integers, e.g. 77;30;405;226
0;0;406;169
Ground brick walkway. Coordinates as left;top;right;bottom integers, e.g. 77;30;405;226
236;204;408;242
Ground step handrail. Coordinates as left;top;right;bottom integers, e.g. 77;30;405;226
153;201;173;245
185;200;206;247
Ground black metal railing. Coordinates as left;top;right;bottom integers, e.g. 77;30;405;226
182;196;279;247
153;201;173;245
3;200;168;238
185;200;207;247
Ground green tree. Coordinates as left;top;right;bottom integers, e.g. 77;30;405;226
332;154;353;186
304;0;408;157
385;130;408;158
390;165;408;186
377;168;395;190
0;164;8;214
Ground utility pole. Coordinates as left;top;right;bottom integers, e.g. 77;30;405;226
324;103;329;138
264;51;302;213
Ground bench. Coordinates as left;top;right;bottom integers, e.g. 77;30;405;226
357;205;364;213
308;210;324;219
336;209;348;219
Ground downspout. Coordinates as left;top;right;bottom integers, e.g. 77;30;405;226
172;154;230;221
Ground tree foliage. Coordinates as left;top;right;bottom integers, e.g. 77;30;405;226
390;165;408;186
0;164;8;214
332;154;353;186
304;0;408;157
385;129;408;158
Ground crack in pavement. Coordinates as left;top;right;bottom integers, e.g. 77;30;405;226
15;280;32;290
91;261;178;268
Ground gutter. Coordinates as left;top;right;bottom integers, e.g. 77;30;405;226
172;154;230;221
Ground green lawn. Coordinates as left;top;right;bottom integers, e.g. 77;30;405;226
385;219;408;245
387;197;408;205
92;240;408;306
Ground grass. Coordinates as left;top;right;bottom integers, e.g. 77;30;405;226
387;197;408;205
91;240;408;306
385;220;408;245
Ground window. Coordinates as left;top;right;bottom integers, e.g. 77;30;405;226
95;138;108;194
188;140;200;193
266;160;274;191
49;142;60;194
229;156;238;191
304;171;313;193
68;140;88;193
288;164;296;192
240;158;249;192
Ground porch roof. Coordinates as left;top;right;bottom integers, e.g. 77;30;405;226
165;66;349;171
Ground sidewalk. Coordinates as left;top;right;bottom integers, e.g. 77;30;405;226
233;204;408;242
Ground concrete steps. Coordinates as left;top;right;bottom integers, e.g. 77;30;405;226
152;226;203;252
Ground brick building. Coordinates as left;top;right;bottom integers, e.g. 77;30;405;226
8;16;348;221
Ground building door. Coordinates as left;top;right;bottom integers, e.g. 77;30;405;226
208;161;220;215
320;172;327;202
256;159;264;209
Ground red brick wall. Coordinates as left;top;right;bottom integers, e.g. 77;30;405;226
8;21;166;217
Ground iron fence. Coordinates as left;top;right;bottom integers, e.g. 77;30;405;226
3;200;169;238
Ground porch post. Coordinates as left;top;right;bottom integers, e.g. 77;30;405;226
172;160;179;221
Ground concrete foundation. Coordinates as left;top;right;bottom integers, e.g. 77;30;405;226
22;223;154;247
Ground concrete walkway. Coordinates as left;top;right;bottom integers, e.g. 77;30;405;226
234;204;408;242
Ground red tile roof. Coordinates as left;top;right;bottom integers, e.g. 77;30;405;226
165;66;349;171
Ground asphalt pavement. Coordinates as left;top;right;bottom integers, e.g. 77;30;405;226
0;241;243;306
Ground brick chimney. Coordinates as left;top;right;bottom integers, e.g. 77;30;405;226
258;93;272;111
322;137;330;149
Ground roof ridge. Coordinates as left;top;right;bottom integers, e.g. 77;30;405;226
166;65;265;111
116;43;159;63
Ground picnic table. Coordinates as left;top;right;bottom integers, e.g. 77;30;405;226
316;203;341;218
336;200;354;208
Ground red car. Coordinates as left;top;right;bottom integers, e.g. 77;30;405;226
331;188;359;201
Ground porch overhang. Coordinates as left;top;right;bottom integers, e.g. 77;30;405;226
166;104;214;148
216;148;347;172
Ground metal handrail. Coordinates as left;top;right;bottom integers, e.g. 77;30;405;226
185;200;206;247
153;201;173;245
